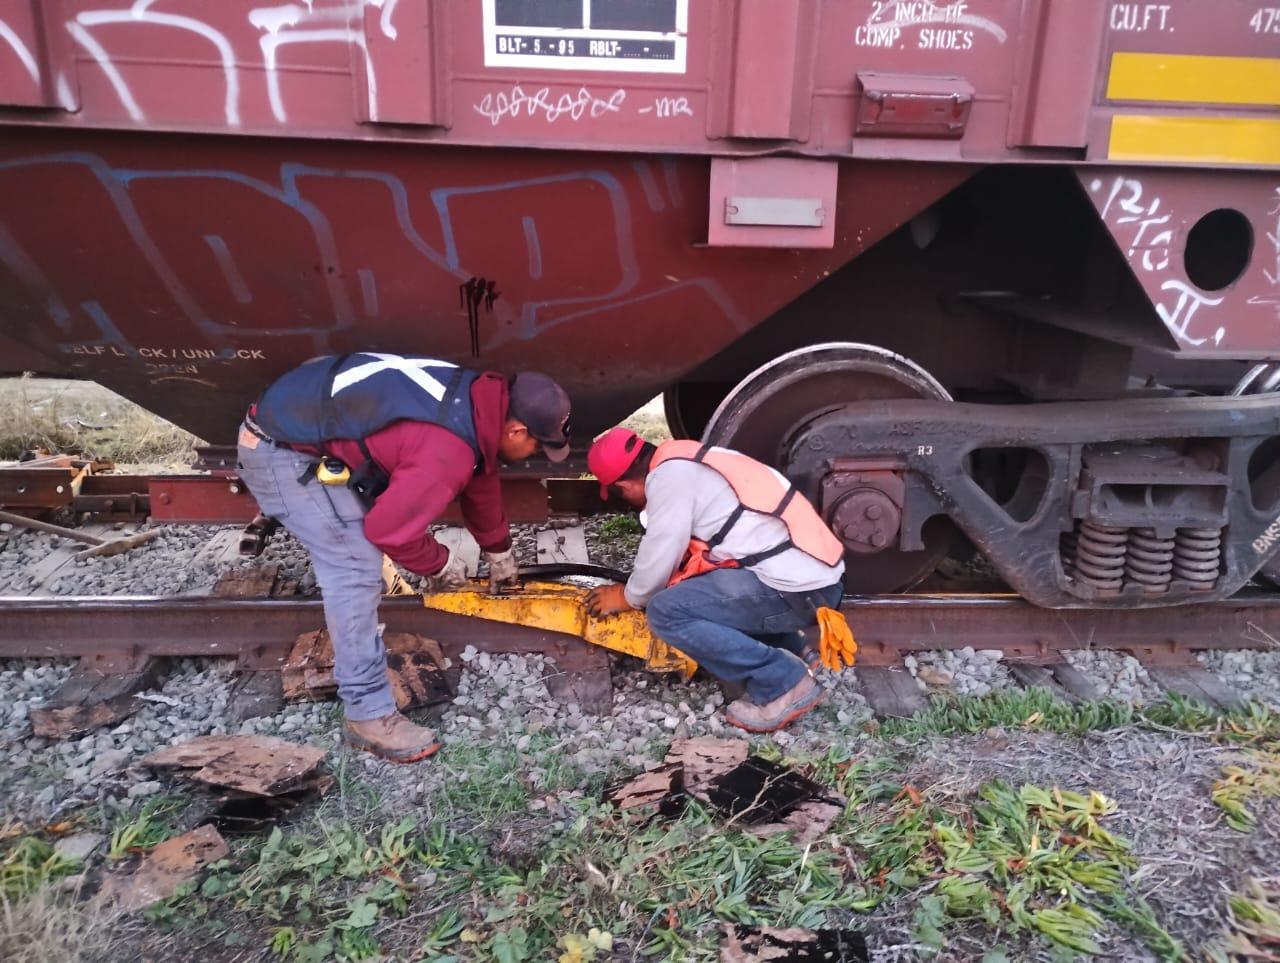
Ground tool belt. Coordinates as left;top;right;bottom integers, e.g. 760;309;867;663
243;408;289;449
243;406;388;511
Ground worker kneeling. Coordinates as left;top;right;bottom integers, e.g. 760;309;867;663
585;428;846;733
236;352;571;763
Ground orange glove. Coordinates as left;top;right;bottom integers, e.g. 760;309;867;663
585;583;633;618
816;607;857;672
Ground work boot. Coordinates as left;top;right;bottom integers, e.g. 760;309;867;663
725;673;825;734
344;711;440;763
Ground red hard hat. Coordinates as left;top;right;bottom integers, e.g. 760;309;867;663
588;427;646;499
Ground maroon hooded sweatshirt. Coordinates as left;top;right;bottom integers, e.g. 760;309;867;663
318;372;512;576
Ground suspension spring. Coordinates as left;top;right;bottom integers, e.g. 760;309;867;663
1072;521;1128;592
1173;526;1221;587
1125;528;1175;592
1060;531;1078;574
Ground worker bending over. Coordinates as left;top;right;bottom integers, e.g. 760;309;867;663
237;352;571;763
585;428;846;733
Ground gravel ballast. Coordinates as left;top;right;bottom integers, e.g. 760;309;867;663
2;515;1280;825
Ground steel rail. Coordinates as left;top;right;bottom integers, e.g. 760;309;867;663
1;592;1277;667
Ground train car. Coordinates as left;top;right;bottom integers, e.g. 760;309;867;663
0;0;1278;606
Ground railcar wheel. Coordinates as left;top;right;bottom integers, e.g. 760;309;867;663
701;343;958;594
662;381;733;440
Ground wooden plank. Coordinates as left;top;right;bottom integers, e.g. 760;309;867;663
212;564;280;598
436;527;481;576
205;529;246;567
1183;668;1249;712
227;671;285;724
22;523;123;592
222;560;288;722
536;525;590;565
1008;663;1075;702
1049;662;1105;702
25;540;83;591
1145;665;1247;712
543;641;613;715
30;655;166;738
855;666;929;718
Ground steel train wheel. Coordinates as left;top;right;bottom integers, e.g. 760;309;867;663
662;381;733;441
700;343;958;594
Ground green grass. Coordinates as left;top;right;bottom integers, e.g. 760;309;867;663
840;776;1182;958
879;687;1138;741
0;835;77;900
597;514;642;539
52;698;1271;961
883;689;1280;837
149;739;863;961
133;735;1208;962
107;794;186;861
880;688;1280;744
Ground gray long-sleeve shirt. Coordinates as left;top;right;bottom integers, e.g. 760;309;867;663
623;459;846;608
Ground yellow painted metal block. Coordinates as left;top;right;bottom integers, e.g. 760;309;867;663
423;581;697;680
1107;53;1280;107
1108;115;1280;166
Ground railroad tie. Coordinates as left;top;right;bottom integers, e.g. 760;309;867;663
30;651;167;739
1142;664;1248;712
535;525;590;566
1006;662;1104;703
854;666;930;719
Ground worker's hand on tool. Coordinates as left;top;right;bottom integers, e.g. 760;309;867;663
585;583;633;618
422;550;469;593
484;548;520;595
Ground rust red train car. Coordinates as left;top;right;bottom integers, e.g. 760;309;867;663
1;0;1278;606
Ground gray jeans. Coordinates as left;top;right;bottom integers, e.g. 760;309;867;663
236;428;395;721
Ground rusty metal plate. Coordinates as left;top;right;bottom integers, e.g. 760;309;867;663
855;72;974;139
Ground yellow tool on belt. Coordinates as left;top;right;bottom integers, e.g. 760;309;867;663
423;581;698;680
815;606;857;672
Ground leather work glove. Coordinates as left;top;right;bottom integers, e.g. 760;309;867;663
586;583;634;619
422;550;469;593
484;547;520;595
816;606;857;672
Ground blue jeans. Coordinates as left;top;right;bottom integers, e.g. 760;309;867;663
645;568;843;705
236;430;395;721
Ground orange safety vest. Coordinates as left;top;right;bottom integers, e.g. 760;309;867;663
652;440;845;586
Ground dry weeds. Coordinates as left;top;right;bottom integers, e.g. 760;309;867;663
0;376;200;467
0;884;121;963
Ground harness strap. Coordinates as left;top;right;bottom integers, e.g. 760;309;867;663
705;504;744;551
735;540;794;569
773;486;798;516
693;442;800;566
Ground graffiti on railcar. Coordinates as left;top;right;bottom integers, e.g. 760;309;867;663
472;85;628;126
1092;174;1226;347
1248;188;1280;324
0;150;740;380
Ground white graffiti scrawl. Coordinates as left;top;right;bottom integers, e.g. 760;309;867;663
1247;188;1280;324
473;85;626;126
1092;175;1225;347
